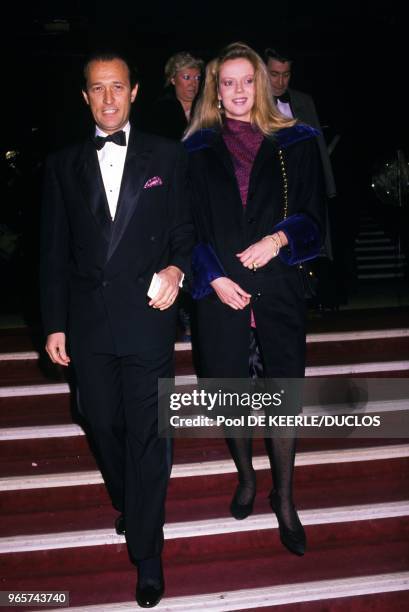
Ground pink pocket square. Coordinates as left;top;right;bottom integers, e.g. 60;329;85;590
144;176;163;189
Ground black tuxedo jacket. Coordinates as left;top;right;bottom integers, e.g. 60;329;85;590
41;129;194;357
288;88;336;199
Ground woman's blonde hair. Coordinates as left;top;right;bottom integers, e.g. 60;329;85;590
164;52;204;87
184;42;296;138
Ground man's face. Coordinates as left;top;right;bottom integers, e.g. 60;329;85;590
82;59;138;134
266;59;291;97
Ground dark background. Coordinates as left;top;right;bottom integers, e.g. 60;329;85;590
3;0;407;154
1;1;408;317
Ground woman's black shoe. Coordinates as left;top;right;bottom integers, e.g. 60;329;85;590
269;490;306;556
230;484;256;520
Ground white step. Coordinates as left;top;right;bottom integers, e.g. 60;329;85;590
41;571;409;612
356;254;406;262
359;231;385;237
2;359;409;399
2;500;409;553
2;444;408;491
355;246;396;253
357;263;406;270
356;238;392;245
1;329;407;362
358;273;405;279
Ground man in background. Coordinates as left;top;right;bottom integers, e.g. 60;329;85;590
265;47;342;306
265;47;336;202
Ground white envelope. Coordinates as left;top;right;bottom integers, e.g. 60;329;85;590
147;273;162;299
147;271;185;299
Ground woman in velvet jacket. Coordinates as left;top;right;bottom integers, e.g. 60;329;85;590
184;42;325;556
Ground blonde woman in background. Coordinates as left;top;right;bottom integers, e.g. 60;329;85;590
146;51;203;140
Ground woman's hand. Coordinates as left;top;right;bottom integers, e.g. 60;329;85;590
236;231;287;271
210;277;251;310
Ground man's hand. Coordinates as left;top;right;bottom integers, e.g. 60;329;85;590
149;265;183;310
210;277;251;310
45;332;71;367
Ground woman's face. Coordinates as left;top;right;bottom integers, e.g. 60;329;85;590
218;58;255;122
171;68;201;105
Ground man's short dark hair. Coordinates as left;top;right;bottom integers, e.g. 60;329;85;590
82;51;139;90
264;48;293;65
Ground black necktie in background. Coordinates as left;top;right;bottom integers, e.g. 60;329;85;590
93;130;126;150
274;92;290;104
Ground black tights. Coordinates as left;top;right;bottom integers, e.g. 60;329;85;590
226;330;299;528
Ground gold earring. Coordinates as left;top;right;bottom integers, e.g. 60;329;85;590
217;99;222;110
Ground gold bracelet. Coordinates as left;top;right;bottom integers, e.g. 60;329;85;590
274;232;283;248
264;234;281;256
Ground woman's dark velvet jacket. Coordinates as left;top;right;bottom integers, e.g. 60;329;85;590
185;124;326;381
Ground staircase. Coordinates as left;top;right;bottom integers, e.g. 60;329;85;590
1;308;409;611
355;215;407;281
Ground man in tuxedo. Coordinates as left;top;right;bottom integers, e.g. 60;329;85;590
41;51;194;607
264;47;336;202
265;47;343;306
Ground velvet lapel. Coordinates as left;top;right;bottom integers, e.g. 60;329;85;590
106;129;153;262
76;139;112;244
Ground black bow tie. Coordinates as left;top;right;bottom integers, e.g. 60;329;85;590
274;92;290;104
93;130;126;150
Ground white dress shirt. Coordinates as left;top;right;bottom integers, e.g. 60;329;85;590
277;100;293;119
95;122;130;220
95;122;185;288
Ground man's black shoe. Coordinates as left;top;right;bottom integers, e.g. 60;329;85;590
135;556;164;608
135;581;164;608
115;514;125;535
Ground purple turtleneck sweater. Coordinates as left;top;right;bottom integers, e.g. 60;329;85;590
222;117;264;206
222;118;264;327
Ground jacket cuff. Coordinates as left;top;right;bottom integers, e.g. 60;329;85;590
273;213;322;265
191;243;225;299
